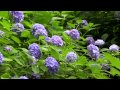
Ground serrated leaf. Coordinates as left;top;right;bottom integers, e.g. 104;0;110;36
1;73;11;79
11;36;21;44
14;59;24;66
67;22;75;28
21;30;30;38
32;65;39;74
0;19;11;30
110;67;120;76
104;53;120;70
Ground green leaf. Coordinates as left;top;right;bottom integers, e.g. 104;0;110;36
67;22;75;28
110;67;120;76
32;65;39;74
101;33;108;41
67;76;77;79
22;21;32;28
4;58;13;62
21;30;30;38
0;11;9;19
104;53;120;70
11;36;21;44
49;46;59;60
0;19;11;31
74;56;87;66
76;19;82;24
14;59;24;66
1;73;11;79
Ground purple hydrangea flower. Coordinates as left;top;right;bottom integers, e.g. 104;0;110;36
10;11;24;23
32;23;48;38
87;44;100;60
45;37;51;43
95;39;105;46
109;44;119;51
45;57;59;74
66;52;77;63
19;76;28;79
32;23;45;30
69;29;80;40
0;52;4;64
28;43;41;59
4;46;12;51
0;30;4;38
31;73;40;79
11;23;24;35
51;35;63;46
32;29;48;38
86;37;95;45
64;30;70;35
82;20;88;26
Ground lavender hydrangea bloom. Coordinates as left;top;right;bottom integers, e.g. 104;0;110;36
0;52;4;64
87;44;100;60
31;73;40;79
45;37;51;43
45;57;59;74
28;43;41;59
109;44;119;51
95;39;105;46
0;30;4;38
32;29;48;38
32;23;48;38
19;76;28;79
51;35;63;46
11;23;24;35
82;20;88;26
10;11;24;23
69;29;80;40
66;52;77;63
86;37;95;45
32;23;45;30
4;46;12;51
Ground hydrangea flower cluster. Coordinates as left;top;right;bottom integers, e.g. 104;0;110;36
4;46;12;51
109;44;119;51
64;29;80;40
11;23;24;35
82;20;88;26
95;39;105;46
45;57;59;74
31;73;40;79
32;23;48;38
0;52;4;64
28;43;41;59
19;76;28;79
87;44;100;60
10;11;24;23
86;36;95;45
66;52;77;63
51;35;63;46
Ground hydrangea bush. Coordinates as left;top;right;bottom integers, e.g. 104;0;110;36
0;11;119;79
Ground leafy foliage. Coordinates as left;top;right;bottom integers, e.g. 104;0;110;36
0;11;119;79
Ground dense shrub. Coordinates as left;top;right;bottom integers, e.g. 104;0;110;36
0;11;119;79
